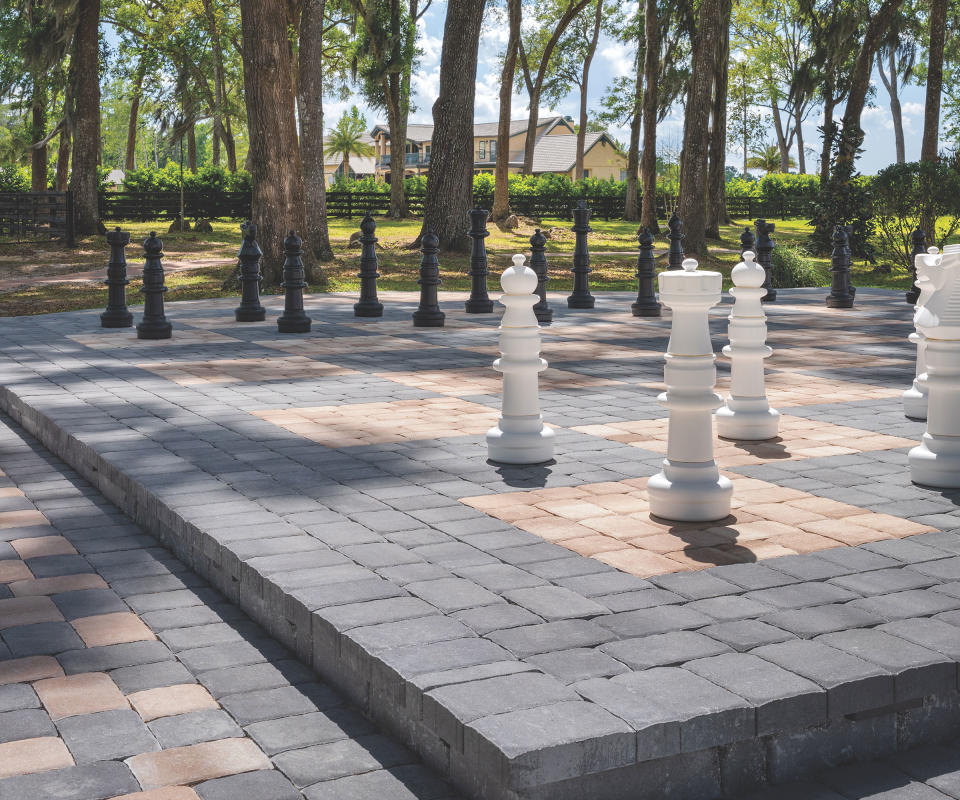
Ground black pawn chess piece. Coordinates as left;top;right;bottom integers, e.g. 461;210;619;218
277;230;312;333
567;199;595;309
754;219;776;302
355;214;383;317
740;226;756;259
465;208;493;313
101;227;133;328
530;228;552;325
235;222;266;322
413;229;444;327
632;228;661;317
136;232;172;340
826;225;855;309
907;227;926;305
667;212;685;270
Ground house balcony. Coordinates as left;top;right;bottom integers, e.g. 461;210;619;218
377;152;430;168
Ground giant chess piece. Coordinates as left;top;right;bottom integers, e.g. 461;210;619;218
413;229;444;327
909;247;960;487
903;245;941;420
632;228;661;317
465;208;493;313
667;212;685;270
355;214;383;317
235;222;266;322
567;199;595;308
907;227;926;305
716;251;780;440
825;225;855;308
101;227;133;328
647;257;732;521
755;219;776;302
486;254;554;464
277;230;312;333
740;227;756;261
530;228;553;324
136;232;172;340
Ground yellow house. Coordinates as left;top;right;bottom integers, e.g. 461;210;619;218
323;134;377;185
370;116;627;182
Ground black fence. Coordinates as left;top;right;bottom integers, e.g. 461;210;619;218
0;191;75;245
98;190;251;222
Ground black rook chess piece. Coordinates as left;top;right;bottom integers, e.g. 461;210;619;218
355;214;383;317
907;227;926;305
530;228;552;324
632;228;661;317
235;222;266;322
826;225;855;309
101;227;133;328
754;219;776;302
136;232;172;340
567;199;594;308
667;212;685;270
465;208;493;313
277;230;312;333
413;229;444;327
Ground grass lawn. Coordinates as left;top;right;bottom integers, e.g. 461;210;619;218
0;214;918;316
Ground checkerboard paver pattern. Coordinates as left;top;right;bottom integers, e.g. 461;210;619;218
137;356;359;386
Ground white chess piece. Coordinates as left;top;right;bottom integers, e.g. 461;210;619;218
716;251;780;440
903;245;940;420
486;254;555;464
647;257;733;521
909;247;960;487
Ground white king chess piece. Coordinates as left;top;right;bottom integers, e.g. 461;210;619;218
716;251;780;440
648;257;733;521
486;254;555;464
909;245;960;487
903;245;941;420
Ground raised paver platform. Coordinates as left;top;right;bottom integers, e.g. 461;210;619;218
2;288;960;799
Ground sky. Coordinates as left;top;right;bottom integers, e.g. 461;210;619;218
319;1;930;177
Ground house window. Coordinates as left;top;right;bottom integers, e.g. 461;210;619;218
489;140;496;159
620;169;627;181
583;169;590;178
478;141;486;160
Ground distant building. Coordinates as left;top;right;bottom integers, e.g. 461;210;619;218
323;133;377;185
369;116;627;182
105;168;125;189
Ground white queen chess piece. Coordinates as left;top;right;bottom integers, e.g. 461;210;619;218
909;246;960;487
716;251;780;440
486;254;555;464
903;245;941;420
648;258;733;521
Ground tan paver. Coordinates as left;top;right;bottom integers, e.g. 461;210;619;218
34;672;128;720
375;365;621;397
71;612;157;647
128;684;219;722
0;595;64;629
10;535;77;559
137;356;359;387
111;789;201;800
0;737;74;779
0;509;48;529
8;573;109;597
125;738;271;790
0;559;32;583
0;655;63;686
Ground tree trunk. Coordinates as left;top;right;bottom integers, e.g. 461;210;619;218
239;0;309;283
224;116;238;171
795;106;805;174
624;44;643;222
677;0;722;256
419;0;487;251
384;73;410;218
638;0;659;232
492;0;522;221
297;0;334;266
769;88;790;172
187;124;197;171
877;50;905;163
819;88;835;184
575;0;603;180
125;61;145;172
705;0;731;239
30;85;47;192
201;0;230;172
212;127;220;166
55;127;70;191
69;0;101;235
921;0;946;238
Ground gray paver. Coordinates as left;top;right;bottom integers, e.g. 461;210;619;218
245;708;375;756
195;769;301;800
147;709;244;748
487;618;615;658
0;708;55;743
272;734;414;788
525;647;629;683
57;708;160;763
601;630;733;670
0;683;39;713
760;603;885;638
303;765;452;800
0;762;140;800
219;683;342;725
595;605;713;638
500;585;610;621
699;619;795;652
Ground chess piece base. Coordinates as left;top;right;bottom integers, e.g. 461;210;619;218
235;307;266;322
825;295;854;309
648;460;733;522
277;315;312;333
534;307;553;325
762;289;777;302
716;403;780;441
902;383;928;420
910;434;960;488
354;302;383;318
100;311;133;328
465;299;494;314
136;322;172;340
567;295;595;309
631;301;661;317
413;310;445;327
486;420;554;465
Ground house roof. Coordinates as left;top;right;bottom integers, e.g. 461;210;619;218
507;132;619;173
370;116;572;143
323;133;376;174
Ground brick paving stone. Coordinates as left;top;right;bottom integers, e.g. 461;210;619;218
601;630;733;670
110;660;196;694
72;612;157;647
34;672;128;720
126;738;272;790
0;654;63;684
596;605;713;638
113;788;202;800
849;589;960;621
218;684;342;725
51;588;128;620
699;619;796;652
0;736;75;778
760;604;885;638
0;683;39;713
525;647;630;683
59;641;172;675
2;620;84;656
0;708;55;742
452;604;543;636
817;762;949;800
0;762;139;800
245;708;375;756
195;770;300;800
128;684;219;721
272;734;414;788
57;708;160;763
487;618;615;657
302;765;452;800
147;709;243;749
499;586;610;621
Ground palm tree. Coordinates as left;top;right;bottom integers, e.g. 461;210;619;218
746;144;796;175
324;107;374;180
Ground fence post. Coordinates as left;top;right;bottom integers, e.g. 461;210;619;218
347;191;353;220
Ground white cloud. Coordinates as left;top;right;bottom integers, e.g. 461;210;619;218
599;42;635;78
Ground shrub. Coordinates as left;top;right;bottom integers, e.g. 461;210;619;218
0;165;29;192
757;173;819;201
123;164;252;192
770;244;827;288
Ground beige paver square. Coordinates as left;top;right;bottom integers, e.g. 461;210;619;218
126;738;271;790
0;509;48;529
255;335;437;356
128;684;219;722
0;596;64;629
137;356;359;387
767;345;909;371
111;788;202;800
10;535;77;559
34;672;128;720
68;329;238;349
72;612;157;647
0;559;32;583
0;655;63;686
255;397;502;446
0;737;74;778
9;574;108;597
375;366;622;397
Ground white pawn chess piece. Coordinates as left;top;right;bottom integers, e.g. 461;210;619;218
909;246;960;487
716;251;780;440
648;257;733;521
486;254;555;464
903;245;940;420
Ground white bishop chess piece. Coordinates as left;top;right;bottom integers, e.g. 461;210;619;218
486;254;555;464
903;245;941;420
647;257;733;522
716;251;780;440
